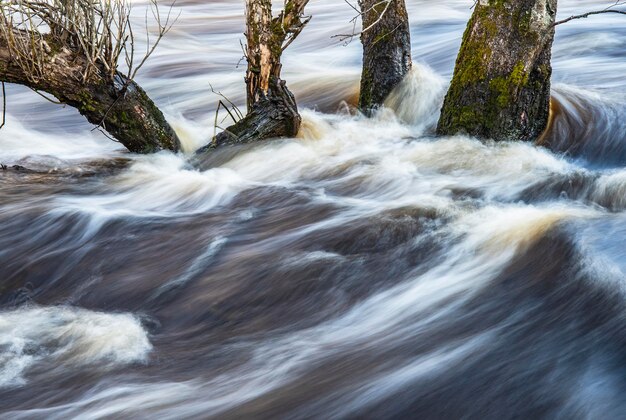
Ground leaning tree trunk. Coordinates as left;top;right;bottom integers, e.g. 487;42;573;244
200;0;309;152
0;30;180;154
358;0;412;113
437;0;557;141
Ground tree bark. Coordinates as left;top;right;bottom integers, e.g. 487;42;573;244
358;0;412;113
201;0;309;152
437;0;557;142
0;30;180;154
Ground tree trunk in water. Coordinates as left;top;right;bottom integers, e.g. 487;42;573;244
437;0;557;141
358;0;412;113
201;0;309;152
0;30;180;154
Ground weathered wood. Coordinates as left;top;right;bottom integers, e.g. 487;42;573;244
199;79;299;154
0;29;180;154
358;0;412;113
437;0;557;142
204;0;309;150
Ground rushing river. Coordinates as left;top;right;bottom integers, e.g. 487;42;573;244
2;1;626;418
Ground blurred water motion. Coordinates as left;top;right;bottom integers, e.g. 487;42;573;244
2;1;626;418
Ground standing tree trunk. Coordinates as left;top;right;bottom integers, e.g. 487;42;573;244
0;30;180;154
358;0;412;113
437;0;557;141
203;0;310;151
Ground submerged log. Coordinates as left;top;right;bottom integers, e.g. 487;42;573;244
0;30;180;154
358;0;412;113
202;0;309;151
437;0;557;141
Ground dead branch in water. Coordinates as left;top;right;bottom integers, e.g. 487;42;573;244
208;83;244;140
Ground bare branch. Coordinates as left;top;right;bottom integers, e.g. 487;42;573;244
277;0;311;51
0;82;5;130
333;0;392;44
130;0;180;81
0;0;176;84
554;8;626;26
553;1;626;26
209;83;244;120
28;87;63;104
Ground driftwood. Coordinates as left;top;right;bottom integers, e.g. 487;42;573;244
437;0;557;142
199;0;310;153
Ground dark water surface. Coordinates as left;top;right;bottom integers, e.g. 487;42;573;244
2;1;626;418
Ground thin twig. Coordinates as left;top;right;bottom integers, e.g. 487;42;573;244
0;82;6;129
28;87;63;104
332;0;392;43
554;9;626;26
209;83;244;120
1;0;175;86
97;127;121;143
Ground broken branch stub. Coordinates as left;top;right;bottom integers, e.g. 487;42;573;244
203;0;310;151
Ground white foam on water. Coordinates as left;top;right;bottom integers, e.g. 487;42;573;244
0;115;123;166
51;152;250;219
385;63;446;129
6;203;600;418
1;0;626;417
0;306;152;389
589;170;626;210
220;110;579;207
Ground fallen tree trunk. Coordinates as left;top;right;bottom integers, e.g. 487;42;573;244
437;0;557;141
0;29;180;154
199;0;309;152
358;0;412;113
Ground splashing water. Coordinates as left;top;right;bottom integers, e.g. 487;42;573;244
2;0;626;418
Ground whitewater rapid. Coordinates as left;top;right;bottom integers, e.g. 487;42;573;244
2;0;626;419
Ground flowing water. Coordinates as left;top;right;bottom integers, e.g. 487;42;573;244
2;1;626;418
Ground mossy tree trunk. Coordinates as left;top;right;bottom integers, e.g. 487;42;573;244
203;0;310;151
0;29;180;154
437;0;557;141
358;0;412;113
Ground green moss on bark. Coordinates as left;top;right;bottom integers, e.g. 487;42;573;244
437;0;556;141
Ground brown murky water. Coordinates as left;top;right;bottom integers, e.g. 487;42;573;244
2;1;626;418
